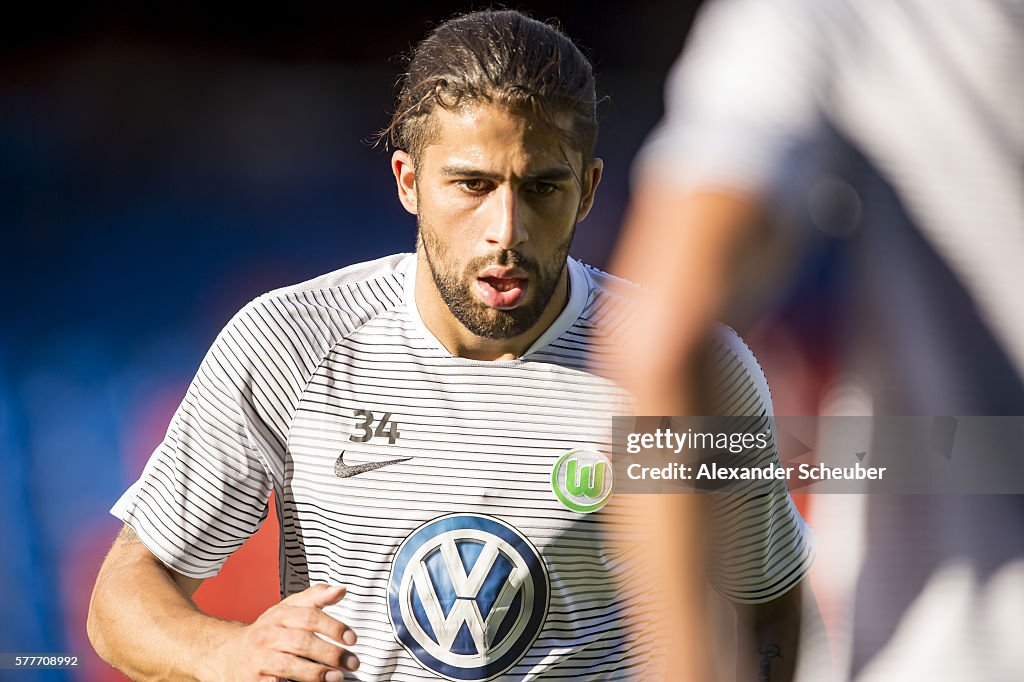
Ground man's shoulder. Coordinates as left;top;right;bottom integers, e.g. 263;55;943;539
227;253;411;349
260;253;410;303
705;323;774;417
248;253;408;317
575;260;643;332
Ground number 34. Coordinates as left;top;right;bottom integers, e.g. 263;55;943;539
350;409;401;444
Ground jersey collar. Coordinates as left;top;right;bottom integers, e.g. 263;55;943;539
399;252;590;360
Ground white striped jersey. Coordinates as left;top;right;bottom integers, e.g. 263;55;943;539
111;252;814;680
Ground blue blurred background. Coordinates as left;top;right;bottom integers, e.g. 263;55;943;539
2;3;754;679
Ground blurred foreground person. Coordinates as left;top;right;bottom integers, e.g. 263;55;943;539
615;0;1024;680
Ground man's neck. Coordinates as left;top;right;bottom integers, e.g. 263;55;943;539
414;252;570;361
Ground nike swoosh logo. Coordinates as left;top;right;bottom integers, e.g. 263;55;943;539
333;451;412;478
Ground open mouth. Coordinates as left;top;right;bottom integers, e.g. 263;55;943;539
476;269;529;310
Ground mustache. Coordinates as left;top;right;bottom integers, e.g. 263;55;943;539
466;250;541;274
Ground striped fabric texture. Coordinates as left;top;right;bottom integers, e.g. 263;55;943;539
112;252;813;680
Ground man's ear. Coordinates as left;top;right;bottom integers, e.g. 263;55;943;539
576;158;604;222
392;150;418;215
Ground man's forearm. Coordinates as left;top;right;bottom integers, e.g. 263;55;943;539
734;583;805;682
87;530;240;681
90;526;358;681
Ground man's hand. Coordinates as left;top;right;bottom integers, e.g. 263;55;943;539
205;583;360;682
89;526;361;682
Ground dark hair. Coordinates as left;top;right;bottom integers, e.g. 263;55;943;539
379;9;598;162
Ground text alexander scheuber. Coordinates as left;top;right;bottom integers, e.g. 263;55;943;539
624;427;887;482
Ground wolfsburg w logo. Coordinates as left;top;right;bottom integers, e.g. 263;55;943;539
550;449;614;513
388;514;549;681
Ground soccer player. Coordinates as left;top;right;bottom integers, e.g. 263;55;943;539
87;10;813;681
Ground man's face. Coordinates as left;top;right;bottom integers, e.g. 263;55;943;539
394;103;602;340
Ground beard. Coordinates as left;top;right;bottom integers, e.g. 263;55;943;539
417;219;574;340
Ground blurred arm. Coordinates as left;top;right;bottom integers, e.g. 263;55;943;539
611;183;767;681
613;183;766;415
733;579;818;682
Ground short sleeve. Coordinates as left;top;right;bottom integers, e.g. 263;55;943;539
702;325;816;603
632;0;829;200
111;304;275;579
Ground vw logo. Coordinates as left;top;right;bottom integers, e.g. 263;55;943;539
387;514;549;680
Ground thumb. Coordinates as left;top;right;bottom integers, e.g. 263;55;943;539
283;583;346;608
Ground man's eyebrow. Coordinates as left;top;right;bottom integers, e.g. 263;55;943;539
439;165;576;182
439;165;503;180
524;167;576;182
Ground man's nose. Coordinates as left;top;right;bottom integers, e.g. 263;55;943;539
483;186;528;250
